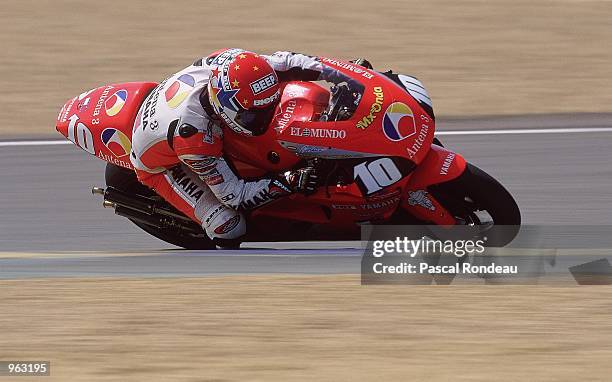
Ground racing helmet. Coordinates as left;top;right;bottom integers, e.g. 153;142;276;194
207;49;280;136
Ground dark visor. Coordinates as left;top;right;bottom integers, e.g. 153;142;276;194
234;104;277;136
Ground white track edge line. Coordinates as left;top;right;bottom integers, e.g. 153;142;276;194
436;127;612;135
0;140;72;147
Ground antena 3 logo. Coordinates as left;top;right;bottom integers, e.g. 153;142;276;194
250;73;277;95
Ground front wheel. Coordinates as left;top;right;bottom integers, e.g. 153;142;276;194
427;162;521;246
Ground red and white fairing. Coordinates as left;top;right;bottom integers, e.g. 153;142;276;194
56;82;157;170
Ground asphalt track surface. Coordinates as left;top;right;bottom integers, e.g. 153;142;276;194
1;114;611;278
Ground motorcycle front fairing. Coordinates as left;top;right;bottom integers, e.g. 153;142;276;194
232;59;466;226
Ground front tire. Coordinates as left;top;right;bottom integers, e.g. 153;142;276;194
428;162;521;246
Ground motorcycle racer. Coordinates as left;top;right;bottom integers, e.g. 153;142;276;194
130;48;367;245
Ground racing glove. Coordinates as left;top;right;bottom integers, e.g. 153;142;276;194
283;166;319;195
350;58;374;70
319;66;364;95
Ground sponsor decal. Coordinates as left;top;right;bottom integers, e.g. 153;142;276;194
203;168;224;185
141;79;167;130
77;97;91;112
181;157;216;176
268;179;291;197
170;166;205;202
182;157;215;167
407;190;436;211
61;88;96;122
290;127;346;139
279;141;377;159
105;89;128;116
253;89;280;107
218;111;236;129
274;100;298;131
367;188;401;202
205;205;225;225
297;145;326;155
165;74;195;109
239;180;289;210
250;73;278;95
59;97;77;123
332;204;358;210
406;115;431;159
101;128;131;158
221;193;236;203
210;49;242;67
321;58;374;79
440;152;456;175
97;150;133;169
57;104;66;122
356;86;384;129
93;85;114;118
383;102;416;141
360;196;401;210
332;197;400;215
203;122;214;143
214;215;241;235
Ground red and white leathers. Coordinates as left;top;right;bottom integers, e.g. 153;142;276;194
130;50;341;240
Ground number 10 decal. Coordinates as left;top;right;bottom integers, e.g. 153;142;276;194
354;157;403;194
67;114;95;154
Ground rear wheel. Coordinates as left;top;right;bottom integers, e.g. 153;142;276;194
105;163;215;250
427;162;521;246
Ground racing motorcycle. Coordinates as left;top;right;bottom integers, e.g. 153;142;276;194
55;57;521;249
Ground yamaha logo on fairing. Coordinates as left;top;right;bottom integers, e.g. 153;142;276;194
290;127;346;139
250;73;278;95
440;152;456;175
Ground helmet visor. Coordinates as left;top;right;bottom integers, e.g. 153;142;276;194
234;104;277;136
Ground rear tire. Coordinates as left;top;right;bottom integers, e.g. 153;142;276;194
129;219;215;250
105;163;215;250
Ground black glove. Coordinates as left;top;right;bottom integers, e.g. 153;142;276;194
284;167;319;195
320;67;364;94
350;58;373;70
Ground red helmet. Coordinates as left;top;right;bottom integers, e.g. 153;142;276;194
207;49;280;136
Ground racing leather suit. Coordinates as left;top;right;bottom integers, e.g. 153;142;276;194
130;51;352;241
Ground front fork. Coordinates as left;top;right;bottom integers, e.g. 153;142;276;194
400;144;468;225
